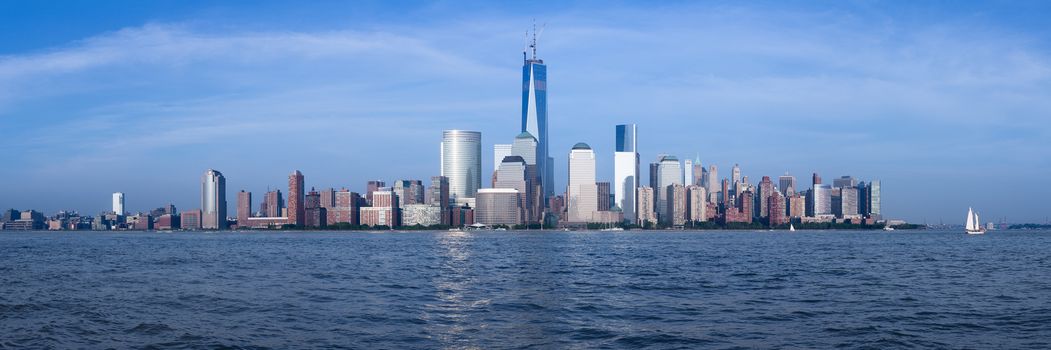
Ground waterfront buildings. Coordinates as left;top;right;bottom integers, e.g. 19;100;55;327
779;174;796;197
664;183;686;226
687;185;707;223
237;190;251;225
402;204;443;227
427;176;450;225
655;155;682;223
263;190;283;218
441;130;482;205
614;124;639;223
360;190;398;227
758;176;775;219
567;143;598;223
366;180;385;205
201;169;227;230
329;189;361;226
393;180;425;206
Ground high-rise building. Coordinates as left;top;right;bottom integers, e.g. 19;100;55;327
596;182;611;211
813;184;833;216
237;190;251;226
656;155;682;222
692;157;704;187
567;143;598;223
201;169;227;230
263;190;283;218
493;144;512;185
427;176;450;225
708;165;718;194
768;191;788;226
441;130;482;204
304;188;326;228
112;192;125;215
393;180;425;206
779;174;796;197
833;176;858;189
329;189;361;226
495;156;529;223
475;188;521;226
522;31;551;199
511;132;542;224
366;180;385;205
287;170;305;227
614;124;639;223
839;186;859;218
788;194;806;219
319;188;336;209
684;159;693;189
182;209;202;230
664;184;686;226
866;180;881;218
687;185;707;223
637;186;656;226
402;204;443;227
361;190;399;227
757;176;775;219
731;164;741;189
648;162;660;194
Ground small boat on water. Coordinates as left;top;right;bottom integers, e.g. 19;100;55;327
789;224;795;232
965;207;986;235
883;225;895;231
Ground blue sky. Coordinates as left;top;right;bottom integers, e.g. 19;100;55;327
1;1;1049;224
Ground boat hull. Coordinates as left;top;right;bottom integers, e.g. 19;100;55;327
966;230;986;235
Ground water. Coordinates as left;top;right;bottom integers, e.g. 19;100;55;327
2;230;1050;349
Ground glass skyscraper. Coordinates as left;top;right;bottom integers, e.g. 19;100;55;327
201;169;227;230
614;124;639;222
522;45;551;199
441;130;482;205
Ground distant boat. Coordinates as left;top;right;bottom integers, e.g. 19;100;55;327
883;225;895;231
789;224;795;232
600;227;624;232
965;207;986;235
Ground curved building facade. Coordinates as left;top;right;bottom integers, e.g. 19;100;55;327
201;169;227;230
441;130;482;204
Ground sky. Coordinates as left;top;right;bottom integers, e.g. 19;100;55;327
1;0;1050;224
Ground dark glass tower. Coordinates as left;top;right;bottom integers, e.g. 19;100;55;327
522;35;551;200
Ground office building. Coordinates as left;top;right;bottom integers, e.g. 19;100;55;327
637;186;656;226
393;180;425;206
596;182;611;211
683;159;693;189
182;209;202;230
757;176;775;219
867;180;881;218
664;184;686;226
788;194;806;219
475;188;521;226
833;176;858;189
779;174;796;197
360;190;399;227
402;204;443;227
366;180;385;205
201;169;227;230
112;192;125;214
237;190;251;226
441;130;482;204
287;170;305;227
614;124;639;223
329;189;361;226
263;190;283;218
567;143;598;223
707;165;718;194
687;185;707;223
427;176;450;225
494;156;529;223
769;191;788;226
656;155;682;222
319;188;336;209
304;188;326;228
692;157;704;187
731;164;741;189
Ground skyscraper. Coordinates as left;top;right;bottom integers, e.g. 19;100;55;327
684;159;693;189
263;190;283;218
493;143;512;185
288;170;305;226
112;192;124;215
867;180;881;218
708;165;718;194
441;130;482;204
494;155;529;223
366;180;385;205
656;155;682;222
522;29;551;200
567;143;597;223
664;183;686;226
731;164;741;189
614;124;639;222
511;132;542;224
475;188;522;226
833;176;858;189
237;190;251;226
758;176;775;219
427;176;450;225
691;157;704;187
201;169;227;230
687;185;707;223
779;173;796;197
637;186;656;226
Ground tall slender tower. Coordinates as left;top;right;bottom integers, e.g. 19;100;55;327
201;169;227;230
522;25;551;200
614;124;639;222
288;170;305;226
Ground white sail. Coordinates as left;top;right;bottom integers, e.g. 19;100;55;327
965;207;975;231
973;211;980;230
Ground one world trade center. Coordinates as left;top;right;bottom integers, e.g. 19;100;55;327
522;29;553;200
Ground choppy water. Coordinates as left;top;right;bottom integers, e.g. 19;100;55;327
1;230;1050;349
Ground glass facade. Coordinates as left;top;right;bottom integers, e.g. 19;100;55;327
522;59;550;198
441;130;482;203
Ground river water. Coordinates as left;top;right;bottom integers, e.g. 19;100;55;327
1;230;1049;349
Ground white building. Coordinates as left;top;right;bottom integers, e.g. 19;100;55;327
613;124;638;223
656;155;682;222
441;130;482;205
568;143;598;223
112;192;125;215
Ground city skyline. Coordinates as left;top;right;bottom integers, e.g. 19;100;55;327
2;1;1050;223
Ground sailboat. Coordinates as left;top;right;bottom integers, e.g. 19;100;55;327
789;223;796;232
965;207;986;235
